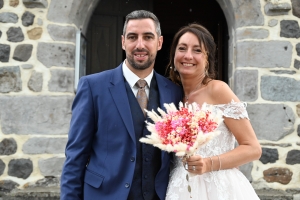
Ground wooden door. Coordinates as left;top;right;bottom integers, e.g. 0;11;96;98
86;0;228;82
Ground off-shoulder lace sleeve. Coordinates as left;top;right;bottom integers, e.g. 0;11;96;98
215;100;249;120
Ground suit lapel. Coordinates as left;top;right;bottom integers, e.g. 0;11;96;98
109;65;136;144
155;72;172;111
154;72;173;162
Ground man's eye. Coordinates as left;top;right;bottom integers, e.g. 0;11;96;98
128;36;136;40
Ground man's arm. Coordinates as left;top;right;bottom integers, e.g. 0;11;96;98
60;77;96;200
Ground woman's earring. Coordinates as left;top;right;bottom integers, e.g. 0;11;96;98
174;68;177;72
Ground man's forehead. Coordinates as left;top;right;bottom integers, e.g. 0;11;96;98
125;19;156;34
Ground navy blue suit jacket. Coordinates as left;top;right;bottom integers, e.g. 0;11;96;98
60;64;182;199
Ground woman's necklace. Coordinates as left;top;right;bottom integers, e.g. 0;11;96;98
184;82;203;101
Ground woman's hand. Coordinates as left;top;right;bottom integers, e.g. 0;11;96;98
182;155;211;175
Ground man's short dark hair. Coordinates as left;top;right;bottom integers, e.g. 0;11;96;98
123;10;161;36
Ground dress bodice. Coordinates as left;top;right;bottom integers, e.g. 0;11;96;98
174;100;249;167
167;101;260;200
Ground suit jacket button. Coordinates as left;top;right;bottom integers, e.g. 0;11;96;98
130;157;135;162
125;183;130;188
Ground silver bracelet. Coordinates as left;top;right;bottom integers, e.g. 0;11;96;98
209;157;213;172
217;155;221;171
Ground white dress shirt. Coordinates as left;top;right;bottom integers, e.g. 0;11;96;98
122;60;153;98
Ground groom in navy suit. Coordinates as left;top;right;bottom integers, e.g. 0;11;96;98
60;10;182;200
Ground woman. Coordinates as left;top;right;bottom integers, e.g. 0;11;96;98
165;23;262;200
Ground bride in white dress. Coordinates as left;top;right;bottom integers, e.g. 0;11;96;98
165;23;262;200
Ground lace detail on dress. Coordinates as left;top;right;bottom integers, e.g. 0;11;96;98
215;99;249;120
166;100;260;200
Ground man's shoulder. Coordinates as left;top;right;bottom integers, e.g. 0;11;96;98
82;66;121;82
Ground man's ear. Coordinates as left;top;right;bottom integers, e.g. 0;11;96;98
121;35;125;50
157;36;163;51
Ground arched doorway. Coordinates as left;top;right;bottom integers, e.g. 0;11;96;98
85;0;228;82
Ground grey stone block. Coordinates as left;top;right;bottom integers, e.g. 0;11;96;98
28;70;43;92
38;157;65;176
0;138;17;155
0;66;22;93
0;44;10;62
22;0;48;8
234;69;258;101
23;137;67;154
0;159;5;175
236;28;269;40
232;0;264;27
8;159;33;179
270;70;296;74
260;148;279;164
268;19;278;27
291;0;300;18
237;41;292;68
0;180;19;193
286;150;300;165
0;13;18;23
21;11;35;27
280;20;300;38
295;59;300;69
7;27;24;42
47;0;72;23
48;69;74;92
47;24;76;42
13;44;33;62
37;42;75;68
0;96;73;135
261;76;300;101
247;104;294;141
264;2;291;16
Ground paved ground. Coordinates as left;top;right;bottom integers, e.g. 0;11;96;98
1;188;300;200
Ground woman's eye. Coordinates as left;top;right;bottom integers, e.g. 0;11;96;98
178;47;185;51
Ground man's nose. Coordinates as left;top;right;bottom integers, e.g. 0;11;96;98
136;37;145;49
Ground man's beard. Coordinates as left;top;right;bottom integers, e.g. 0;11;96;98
126;50;156;70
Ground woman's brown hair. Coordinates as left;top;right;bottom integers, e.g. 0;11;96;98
167;23;217;85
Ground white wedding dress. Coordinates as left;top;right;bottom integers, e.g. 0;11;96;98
166;101;260;200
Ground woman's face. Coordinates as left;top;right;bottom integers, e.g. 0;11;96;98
174;32;207;78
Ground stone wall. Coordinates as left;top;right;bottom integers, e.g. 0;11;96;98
0;0;299;199
231;0;300;198
0;0;75;196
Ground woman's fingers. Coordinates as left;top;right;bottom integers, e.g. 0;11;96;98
182;156;207;174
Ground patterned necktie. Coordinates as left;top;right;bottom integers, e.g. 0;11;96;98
136;79;148;116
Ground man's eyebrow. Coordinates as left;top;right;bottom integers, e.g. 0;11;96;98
126;32;137;36
126;32;155;37
143;32;155;36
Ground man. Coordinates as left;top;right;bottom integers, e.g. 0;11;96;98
60;10;182;200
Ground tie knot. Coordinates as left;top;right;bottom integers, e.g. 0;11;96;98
136;79;147;89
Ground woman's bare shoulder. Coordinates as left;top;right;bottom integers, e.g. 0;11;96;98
207;80;239;104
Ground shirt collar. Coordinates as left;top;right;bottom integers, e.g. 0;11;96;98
122;60;153;88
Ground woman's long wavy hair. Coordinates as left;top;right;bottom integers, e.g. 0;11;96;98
167;23;217;85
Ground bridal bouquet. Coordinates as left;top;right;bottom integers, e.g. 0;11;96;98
140;102;223;157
